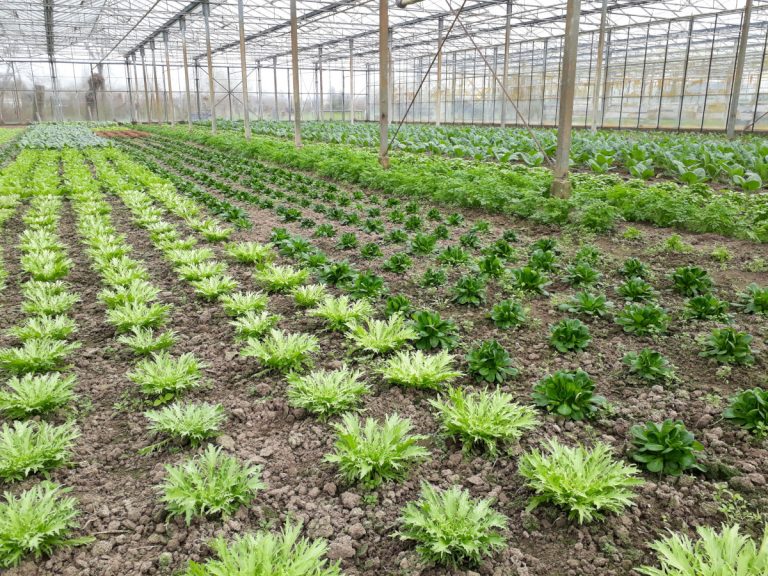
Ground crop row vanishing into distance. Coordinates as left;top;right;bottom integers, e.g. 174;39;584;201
148;123;768;245
0;122;766;575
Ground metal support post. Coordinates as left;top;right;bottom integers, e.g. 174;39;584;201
318;47;324;121
500;0;512;127
590;0;608;131
273;56;279;120
126;57;136;123
349;39;355;123
163;30;175;125
140;46;152;123
290;0;302;146
436;17;444;126
180;17;192;129
727;0;753;138
202;0;217;133
379;0;390;167
237;0;252;138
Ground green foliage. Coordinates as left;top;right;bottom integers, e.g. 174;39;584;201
476;254;506;279
420;267;447;288
410;233;437;255
220;290;269;316
117;327;176;355
630;420;704;476
106;301;171;333
0;373;75;419
159;445;264;524
509;266;550;294
737;283;768;315
623;349;676;382
337;232;358;250
325;413;429;488
240;329;319;372
670;266;714;297
723;388;768;438
430;387;537;455
532;370;604;420
683;295;730;321
564;262;601;287
183;521;341;576
128;352;206;401
518;439;642;524
360;242;383;259
349;271;386;300
528;248;557;272
438;246;470;266
621;257;650;279
225;241;275;265
191;274;238;300
615;303;669;336
314;223;336;238
309;295;373;331
318;261;356;286
451;275;486;306
0;481;92;568
396;482;507;567
230;311;282;340
97;279;159;308
490;299;528;329
379;350;462;390
0;338;81;374
20;251;73;282
346;315;416;354
287;367;369;421
383;253;413;273
177;261;227;281
145;402;226;447
21;281;79;316
466;340;518;383
616;277;656;302
0;420;79;481
637;524;768;576
254;263;308;292
700;327;754;365
549;318;591;353
8;315;77;342
384;294;412;317
559;291;613;318
410;310;459;350
292;284;328;308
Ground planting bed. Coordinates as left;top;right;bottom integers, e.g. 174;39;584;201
1;124;767;576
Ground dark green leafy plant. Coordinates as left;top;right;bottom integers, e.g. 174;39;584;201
615;304;669;336
451;276;486;306
490;299;527;329
528;249;557;272
670;266;713;297
700;327;754;365
337;232;358;250
532;370;604;419
420;267;447;288
438;246;470;266
466;340;518;383
476;254;505;279
314;223;336;237
387;229;408;243
630;420;704;475
559;291;613;318
623;349;676;382
349;271;386;300
396;483;508;567
360;242;382;259
484;239;517;261
737;283;768;315
621;257;650;279
683;295;730;321
385;294;412;317
564;262;601;287
549;319;591;353
410;310;459;350
617;277;656;302
410;233;437;255
459;231;480;249
318;261;356;287
723;387;768;438
383;253;413;273
509;266;550;294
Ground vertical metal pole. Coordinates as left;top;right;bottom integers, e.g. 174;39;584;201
273;57;279;120
202;0;217;133
451;52;458;123
290;0;302;147
617;29;629;129
286;67;292;122
140;47;152;123
194;59;202;120
500;0;512;127
237;0;251;139
318;47;324;121
126;57;136;123
656;21;671;129
541;39;548;124
388;27;394;125
342;73;346;122
600;30;612;126
227;67;234;121
10;62;21;123
366;63;371;122
727;0;754;138
637;23;650;129
256;61;264;120
49;59;62;121
163;30;175;125
180;17;192;129
436;17;444;126
491;46;498;123
349;39;355;123
751;25;768;131
551;0;581;198
677;18;694;131
150;39;162;122
314;64;320;120
590;0;608;131
131;53;141;123
701;16;718;131
379;0;390;168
